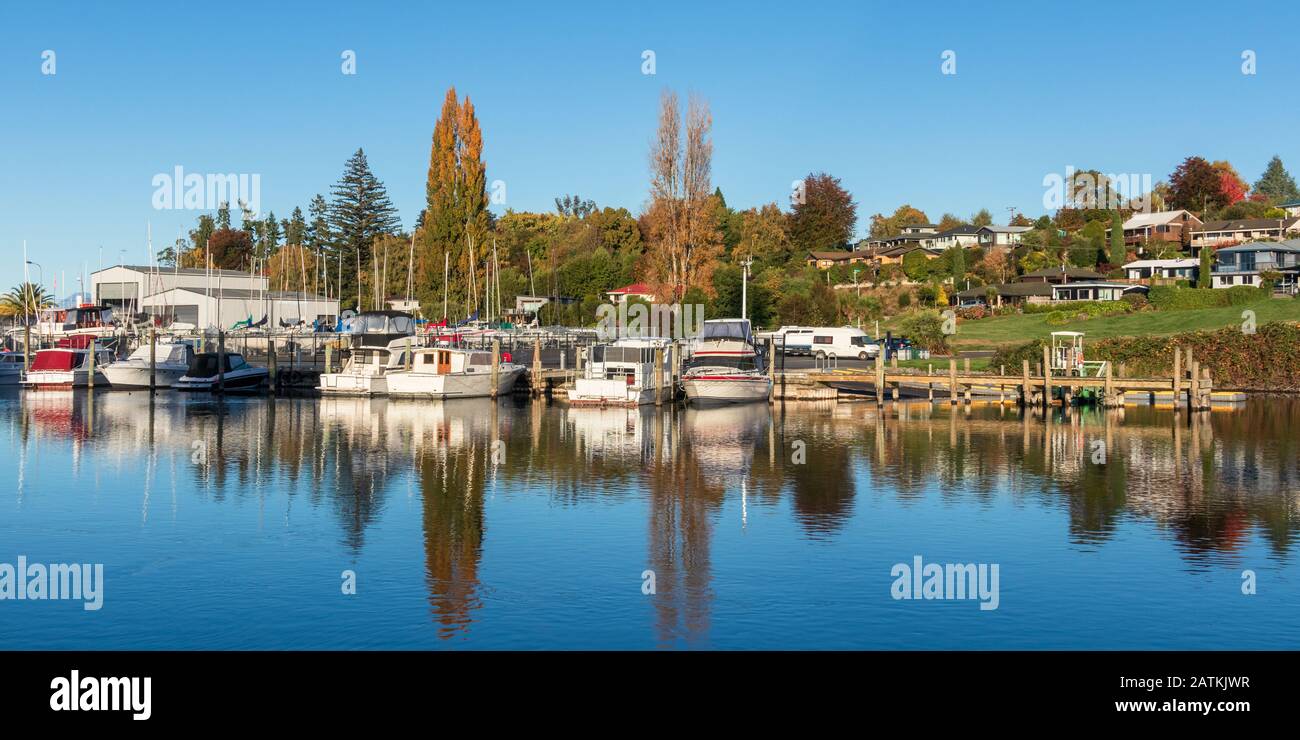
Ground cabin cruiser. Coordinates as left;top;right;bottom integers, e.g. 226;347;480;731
0;351;25;385
319;311;418;396
174;352;270;393
20;346;115;390
680;319;771;404
101;340;196;389
569;337;673;407
8;305;117;344
385;346;525;399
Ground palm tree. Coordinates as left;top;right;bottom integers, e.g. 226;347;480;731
0;282;55;322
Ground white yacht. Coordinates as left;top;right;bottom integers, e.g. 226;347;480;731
21;346;115;390
681;319;771;404
101;340;196;389
385;346;525;399
318;311;419;396
569;337;673;407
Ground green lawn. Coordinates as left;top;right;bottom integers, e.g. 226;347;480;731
906;298;1300;351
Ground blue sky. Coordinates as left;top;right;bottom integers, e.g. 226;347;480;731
2;0;1297;292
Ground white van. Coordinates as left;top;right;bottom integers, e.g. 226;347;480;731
808;326;880;360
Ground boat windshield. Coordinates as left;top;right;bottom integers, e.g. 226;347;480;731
701;321;752;342
684;354;759;372
347;313;414;335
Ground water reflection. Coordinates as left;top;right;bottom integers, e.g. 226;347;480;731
4;388;1299;646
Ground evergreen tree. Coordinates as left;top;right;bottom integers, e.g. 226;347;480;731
189;214;215;254
1253;155;1300;204
950;245;965;285
306;195;330;251
1109;210;1125;266
328;148;402;310
261;211;281;256
1199;246;1213;288
284;207;307;246
215;202;231;230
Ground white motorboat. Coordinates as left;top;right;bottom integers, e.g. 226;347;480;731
681;319;771;404
319;311;418;396
21;346;115;390
385;346;525;399
174;352;269;393
101;340;196;389
0;351;25;385
569;337;672;407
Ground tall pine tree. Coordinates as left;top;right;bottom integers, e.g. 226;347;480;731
328;149;401;310
1109;210;1125;266
417;87;490;319
1253;155;1300;204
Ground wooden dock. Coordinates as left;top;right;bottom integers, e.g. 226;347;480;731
771;345;1215;410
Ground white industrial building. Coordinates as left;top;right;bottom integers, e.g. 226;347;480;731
91;265;267;315
92;265;337;329
140;287;338;330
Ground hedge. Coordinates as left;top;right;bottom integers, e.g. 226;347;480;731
1090;322;1300;390
1148;285;1269;310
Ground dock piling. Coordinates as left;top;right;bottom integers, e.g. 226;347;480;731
149;328;157;395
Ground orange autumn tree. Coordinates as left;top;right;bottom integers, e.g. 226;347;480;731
416;87;491;319
642;90;722;302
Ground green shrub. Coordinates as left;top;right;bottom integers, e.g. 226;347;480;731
991;339;1045;372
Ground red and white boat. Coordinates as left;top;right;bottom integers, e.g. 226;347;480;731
11;304;118;344
681;319;771;404
21;346;114;390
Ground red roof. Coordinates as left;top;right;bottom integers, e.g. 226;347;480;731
608;283;654;295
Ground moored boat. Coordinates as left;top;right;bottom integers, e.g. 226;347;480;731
569;337;672;407
385;346;525;399
20;347;115;390
101;340;196;389
174;352;269;393
681;319;771;404
319;311;418;396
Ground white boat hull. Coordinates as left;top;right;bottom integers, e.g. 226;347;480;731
386;367;524;398
569;378;658;407
319;372;388;396
22;369;108;390
101;363;189;389
681;375;771;404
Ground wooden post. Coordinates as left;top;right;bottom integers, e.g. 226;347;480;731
267;336;277;393
1172;345;1182;407
23;322;31;372
766;339;775;403
1104;360;1114;407
532;338;542;397
1021;359;1031;406
964;357;971;374
217;330;226;394
654;346;664;406
948;358;957;405
1189;359;1199;409
324;343;333;376
88;340;96;390
875;354;885;406
491;339;500;398
891;355;898;370
1042;344;1052;407
149;328;157;394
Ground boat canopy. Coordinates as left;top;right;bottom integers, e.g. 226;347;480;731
187;353;250;376
342;312;415;335
31;350;80;371
128;343;193;364
700;319;753;342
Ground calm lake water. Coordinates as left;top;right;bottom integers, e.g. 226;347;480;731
2;388;1297;650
